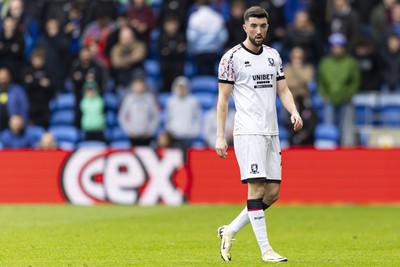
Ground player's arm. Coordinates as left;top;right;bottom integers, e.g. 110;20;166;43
216;82;233;158
276;79;303;131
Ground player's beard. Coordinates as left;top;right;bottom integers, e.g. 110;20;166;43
249;34;265;47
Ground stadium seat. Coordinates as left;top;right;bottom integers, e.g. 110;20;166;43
77;141;107;149
379;93;400;127
49;93;75;112
352;93;378;126
106;111;118;128
144;59;160;80
109;140;132;149
190;76;218;94
106;127;129;142
104;92;119;112
25;125;45;145
49;125;81;145
192;92;216;111
50;110;75;126
157;92;171;110
279;126;290;149
148;28;160;59
314;123;339;149
184;61;196;78
311;94;325;123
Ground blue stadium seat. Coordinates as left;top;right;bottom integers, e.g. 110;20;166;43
379;93;400;127
314;123;339;149
184;61;196;78
192;92;216;111
49;93;75;112
109;140;132;149
77;141;107;149
25;125;45;145
158;92;172;110
49;126;81;145
50;110;75;126
190;76;218;94
352;93;378;126
279;126;290;149
104;92;119;112
144;59;160;80
311;94;325;123
106;111;118;128
106;127;129;142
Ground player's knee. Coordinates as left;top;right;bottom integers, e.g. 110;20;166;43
248;182;266;199
263;190;279;205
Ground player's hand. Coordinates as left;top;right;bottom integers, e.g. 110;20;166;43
291;113;303;132
215;137;228;158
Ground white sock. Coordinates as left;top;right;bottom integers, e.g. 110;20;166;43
247;199;271;254
226;206;249;236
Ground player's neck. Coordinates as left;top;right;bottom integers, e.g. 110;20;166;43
243;40;262;54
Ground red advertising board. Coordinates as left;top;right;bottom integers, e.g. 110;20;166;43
0;148;399;204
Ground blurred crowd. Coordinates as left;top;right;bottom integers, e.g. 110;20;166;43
0;0;399;150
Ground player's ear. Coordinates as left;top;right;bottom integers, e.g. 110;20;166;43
242;24;246;32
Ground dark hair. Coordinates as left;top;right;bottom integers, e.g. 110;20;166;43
244;6;269;22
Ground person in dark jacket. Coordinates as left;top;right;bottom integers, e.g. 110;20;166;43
23;48;55;128
158;16;186;92
379;34;400;92
36;17;70;90
0;16;25;82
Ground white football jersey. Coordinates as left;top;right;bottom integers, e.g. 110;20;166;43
218;43;285;136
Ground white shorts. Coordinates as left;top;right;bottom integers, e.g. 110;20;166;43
233;135;282;184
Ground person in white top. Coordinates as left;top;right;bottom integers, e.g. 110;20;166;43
215;6;303;263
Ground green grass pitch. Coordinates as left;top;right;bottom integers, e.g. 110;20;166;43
0;205;399;266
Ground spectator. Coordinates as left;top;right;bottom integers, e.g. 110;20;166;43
308;0;328;42
5;0;40;58
37;132;57;150
156;131;175;148
118;75;159;146
23;48;55;128
165;76;201;148
69;46;106;126
110;26;146;88
0;115;33;148
82;6;117;68
0;16;25;82
370;0;397;46
104;12;132;59
283;47;315;99
318;33;360;146
159;0;193;33
351;0;380;27
382;3;400;40
247;0;287;46
379;34;400;92
352;36;381;92
64;3;83;58
186;0;228;75
158;16;186;92
285;95;317;146
282;10;322;65
225;0;247;50
203;102;234;148
80;79;105;141
0;68;29;131
327;0;361;47
36;17;70;91
126;0;158;44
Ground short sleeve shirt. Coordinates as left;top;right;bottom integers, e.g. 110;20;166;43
218;43;285;135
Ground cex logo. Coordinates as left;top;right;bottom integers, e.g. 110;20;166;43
60;147;188;205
